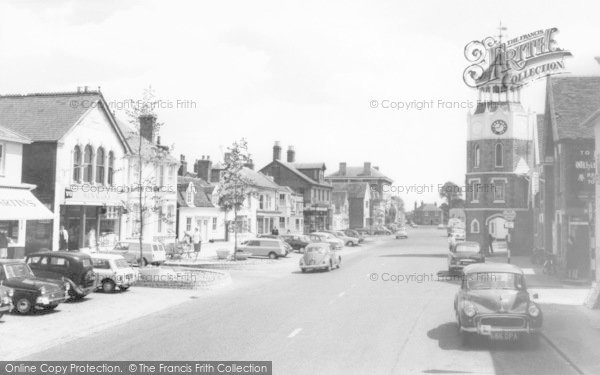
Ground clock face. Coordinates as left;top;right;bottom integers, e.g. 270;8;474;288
491;120;508;135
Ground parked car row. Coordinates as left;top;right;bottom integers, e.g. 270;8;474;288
0;249;139;318
257;229;363;253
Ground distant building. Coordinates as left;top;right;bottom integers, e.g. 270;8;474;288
326;162;393;227
261;142;333;233
413;202;442;225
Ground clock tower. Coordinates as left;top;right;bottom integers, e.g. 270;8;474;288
465;48;536;254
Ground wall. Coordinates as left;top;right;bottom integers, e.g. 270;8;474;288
0;141;24;185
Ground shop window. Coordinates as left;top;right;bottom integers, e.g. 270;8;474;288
495;144;503;167
212;217;217;230
83;145;94;183
108;151;115;186
73;145;82;182
279;217;285;228
96;147;105;184
186;217;192;232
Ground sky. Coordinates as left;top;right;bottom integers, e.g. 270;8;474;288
1;0;599;209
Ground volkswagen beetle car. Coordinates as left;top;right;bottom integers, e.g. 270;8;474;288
299;243;341;272
395;227;408;239
0;260;69;314
325;230;359;246
344;229;364;243
448;241;484;273
91;253;137;292
454;263;542;346
26;251;96;299
0;284;14;318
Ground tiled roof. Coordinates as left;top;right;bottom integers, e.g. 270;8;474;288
332;182;369;199
292;163;326;170
240;167;282;190
0;91;103;141
117;120;178;164
548;76;600;139
177;176;214;208
327;166;393;182
0;125;31;144
280;161;331;187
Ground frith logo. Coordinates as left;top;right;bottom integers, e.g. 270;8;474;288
463;27;572;88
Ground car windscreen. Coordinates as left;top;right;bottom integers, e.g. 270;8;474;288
466;272;525;290
115;259;130;268
92;258;111;269
4;263;35;278
306;246;326;254
82;258;92;268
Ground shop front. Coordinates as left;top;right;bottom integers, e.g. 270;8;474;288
304;205;332;233
0;186;54;258
60;187;124;251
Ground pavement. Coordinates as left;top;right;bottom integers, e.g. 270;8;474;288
21;228;593;375
487;253;600;375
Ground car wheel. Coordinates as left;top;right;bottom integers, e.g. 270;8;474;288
102;280;116;293
346;241;352;246
16;297;33;314
327;261;332;272
119;286;130;291
141;258;149;267
0;312;3;319
301;268;306;273
268;252;278;259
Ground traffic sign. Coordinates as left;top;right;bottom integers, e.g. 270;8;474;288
503;209;516;221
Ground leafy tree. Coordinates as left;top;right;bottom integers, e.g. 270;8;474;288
217;139;254;259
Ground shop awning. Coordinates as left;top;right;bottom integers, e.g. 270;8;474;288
0;187;54;220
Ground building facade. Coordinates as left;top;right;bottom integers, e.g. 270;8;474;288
332;182;371;229
413;202;443;225
0;126;53;258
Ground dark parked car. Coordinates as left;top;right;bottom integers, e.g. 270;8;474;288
0;260;69;314
0;284;14;318
26;251;96;299
454;263;542;346
372;226;392;235
280;234;311;251
448;241;484;273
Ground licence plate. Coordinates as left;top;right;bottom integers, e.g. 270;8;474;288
490;331;519;341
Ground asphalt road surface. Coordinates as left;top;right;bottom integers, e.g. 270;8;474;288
24;228;580;375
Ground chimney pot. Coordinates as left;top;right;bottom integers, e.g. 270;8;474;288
363;162;372;176
139;114;157;144
339;162;347;176
273;141;282;161
287;145;296;163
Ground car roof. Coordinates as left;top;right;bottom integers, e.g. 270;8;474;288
0;259;25;264
90;253;126;260
463;263;524;274
28;250;92;259
306;242;330;248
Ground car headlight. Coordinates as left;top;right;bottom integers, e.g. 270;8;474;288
463;302;477;318
7;288;14;297
39;286;47;295
528;303;540;317
64;283;70;291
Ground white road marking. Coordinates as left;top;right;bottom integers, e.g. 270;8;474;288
338;291;346;298
288;328;302;338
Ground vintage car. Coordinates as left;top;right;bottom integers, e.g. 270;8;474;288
309;232;344;250
344;229;365;243
395;227;408;239
91;253;138;292
26;251;96;299
448;241;483;272
0;260;70;314
448;229;466;250
299;242;341;272
110;241;167;266
238;238;288;259
0;284;14;318
279;234;312;251
454;263;542;345
325;230;359;246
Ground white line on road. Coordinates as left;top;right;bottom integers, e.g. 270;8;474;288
338;292;346;298
288;328;302;338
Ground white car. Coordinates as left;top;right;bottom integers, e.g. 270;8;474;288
239;238;288;259
327;230;360;246
309;232;344;250
91;254;137;292
395;228;408;239
448;230;466;251
110;241;167;266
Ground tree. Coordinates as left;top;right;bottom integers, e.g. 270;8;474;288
217;139;254;260
439;181;464;224
123;86;176;267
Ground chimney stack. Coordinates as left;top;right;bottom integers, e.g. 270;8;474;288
363;162;371;176
339;162;347;176
178;154;188;176
273;141;281;161
287;146;295;163
195;155;212;182
139;114;157;144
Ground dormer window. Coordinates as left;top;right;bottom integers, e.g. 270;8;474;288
186;183;195;206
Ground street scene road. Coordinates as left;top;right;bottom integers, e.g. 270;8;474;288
23;228;580;375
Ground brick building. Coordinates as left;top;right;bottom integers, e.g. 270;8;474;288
412;202;443;225
260;142;333;233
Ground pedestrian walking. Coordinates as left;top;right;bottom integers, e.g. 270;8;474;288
0;230;8;259
59;225;69;250
193;227;202;254
488;232;494;255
